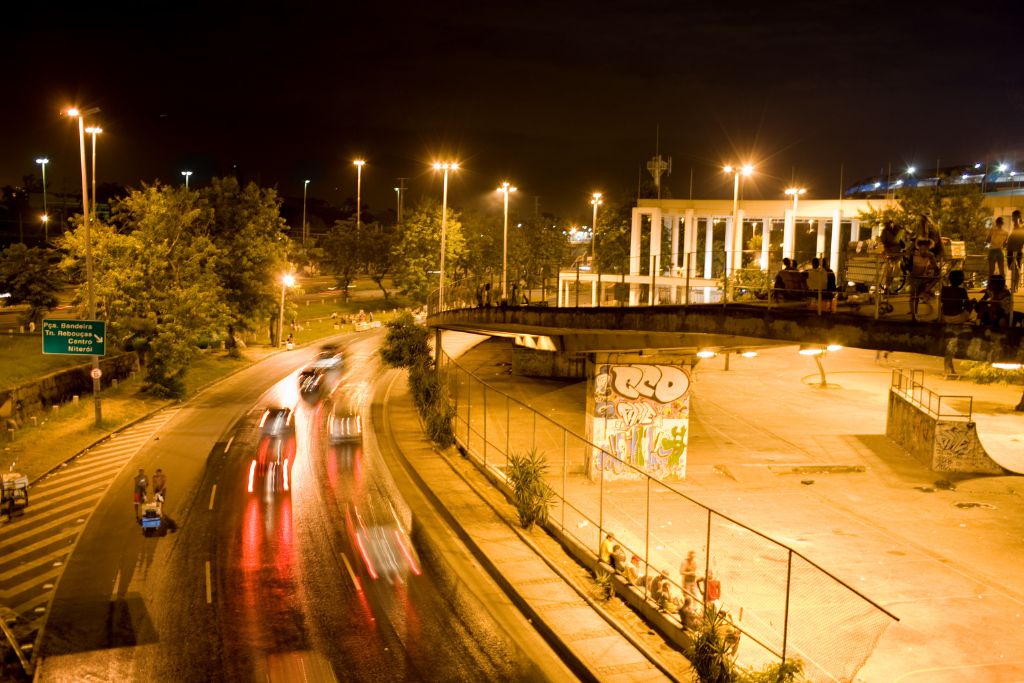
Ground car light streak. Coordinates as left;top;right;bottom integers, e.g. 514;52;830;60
354;532;378;580
247;460;256;493
341;552;363;592
283;458;290;491
395;530;421;576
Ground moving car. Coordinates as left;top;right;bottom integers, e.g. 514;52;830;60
329;398;363;443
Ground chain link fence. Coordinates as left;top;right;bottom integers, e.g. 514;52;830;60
441;352;897;681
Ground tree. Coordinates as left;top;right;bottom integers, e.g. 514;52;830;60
0;244;61;324
859;185;992;251
391;199;467;302
594;197;634;274
507;214;569;287
60;184;231;397
320;219;361;301
363;223;396;299
201;177;290;351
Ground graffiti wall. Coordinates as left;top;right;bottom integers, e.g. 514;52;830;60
587;355;691;480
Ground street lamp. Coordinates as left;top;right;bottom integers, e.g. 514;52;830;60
353;160;365;233
784;187;806;215
36;158;49;242
590;192;603;267
278;273;296;348
181;170;193;190
723;164;754;281
496;181;518;302
65;106;102;426
432;161;459;309
85;126;102;220
302;179;310;247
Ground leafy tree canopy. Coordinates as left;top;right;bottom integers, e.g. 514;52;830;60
858;185;992;250
392;199;466;302
0;244;61;323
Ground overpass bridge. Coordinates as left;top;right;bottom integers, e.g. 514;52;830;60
428;278;1024;364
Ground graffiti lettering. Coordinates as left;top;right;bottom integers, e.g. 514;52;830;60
610;364;690;403
616;400;655;427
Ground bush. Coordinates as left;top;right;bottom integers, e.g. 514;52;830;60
380;311;431;368
959;361;1024;385
506;448;555;530
425;402;455;448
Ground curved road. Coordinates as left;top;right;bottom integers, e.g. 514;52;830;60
34;331;571;681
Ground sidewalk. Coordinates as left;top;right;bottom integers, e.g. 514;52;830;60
442;334;1024;682
379;368;691;682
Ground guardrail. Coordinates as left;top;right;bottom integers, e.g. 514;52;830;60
890;369;974;420
440;351;898;682
427;246;992;319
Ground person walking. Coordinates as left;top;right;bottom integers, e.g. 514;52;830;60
680;550;698;597
152;468;167;503
908;238;939;321
133;468;148;521
1009;210;1024;293
987;217;1009;278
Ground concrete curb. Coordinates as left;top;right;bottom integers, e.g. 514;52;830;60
381;369;682;682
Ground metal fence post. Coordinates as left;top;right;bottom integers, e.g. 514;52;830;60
483;385;488;468
575;263;580;308
643;475;651;599
685;250;691;305
562;429;568;530
506;394;511;466
782;549;793;663
598;455;605;557
466;369;472;448
704;508;712;609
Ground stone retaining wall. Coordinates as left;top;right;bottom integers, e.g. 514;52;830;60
0;352;141;424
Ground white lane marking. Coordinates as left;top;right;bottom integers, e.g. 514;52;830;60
341;552;362;592
208;485;217;511
205;561;212;604
110;568;121;602
224;437;234;453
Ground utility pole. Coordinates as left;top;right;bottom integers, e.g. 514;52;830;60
395;178;407;223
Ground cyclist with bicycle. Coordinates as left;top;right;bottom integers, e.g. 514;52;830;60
879;220;905;293
908;237;939;321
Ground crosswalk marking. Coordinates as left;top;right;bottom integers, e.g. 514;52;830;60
0;406;180;654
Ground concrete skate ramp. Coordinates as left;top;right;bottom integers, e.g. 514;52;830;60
971;414;1024;474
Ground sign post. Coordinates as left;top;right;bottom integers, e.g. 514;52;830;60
42;319;106;356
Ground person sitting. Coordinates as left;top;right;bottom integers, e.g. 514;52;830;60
679;596;702;631
940;270;973;324
623;554;642;585
977;274;1014;328
773;264;809;301
610;544;627;572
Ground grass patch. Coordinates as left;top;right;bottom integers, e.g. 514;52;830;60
0;377;170;481
0;335;88;390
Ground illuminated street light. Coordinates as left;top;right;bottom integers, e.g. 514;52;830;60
302;180;310;247
432;161;459;308
590;192;603;269
696;349;717;359
998;163;1008;173
496;181;518;302
85;126;102;220
907;166;916;175
36;157;49;241
278;273;296;348
353;160;365;232
181;170;193;191
724;164;754;291
65;106;102;426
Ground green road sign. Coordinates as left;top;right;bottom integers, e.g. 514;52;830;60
42;319;106;356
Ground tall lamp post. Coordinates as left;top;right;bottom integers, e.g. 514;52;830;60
302;179;310;247
784;186;805;216
497;181;517;302
278;274;295;348
85;126;102;219
590;192;603;267
66;107;103;427
723;164;753;285
353;160;365;232
36;157;49;242
432;161;458;310
181;170;193;191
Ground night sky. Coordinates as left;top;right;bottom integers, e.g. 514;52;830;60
4;1;1022;221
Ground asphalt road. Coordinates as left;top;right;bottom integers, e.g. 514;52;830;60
32;332;567;682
